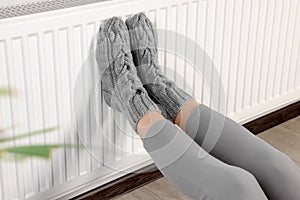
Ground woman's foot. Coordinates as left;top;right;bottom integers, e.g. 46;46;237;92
96;17;160;130
125;13;192;122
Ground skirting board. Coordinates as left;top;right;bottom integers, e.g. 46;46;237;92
72;100;300;200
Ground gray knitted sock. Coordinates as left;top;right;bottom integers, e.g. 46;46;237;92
96;17;160;130
125;13;192;121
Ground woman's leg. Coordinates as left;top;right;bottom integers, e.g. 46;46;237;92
97;16;266;200
125;12;299;199
138;112;267;200
178;100;300;200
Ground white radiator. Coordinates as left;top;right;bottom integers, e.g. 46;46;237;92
0;0;299;199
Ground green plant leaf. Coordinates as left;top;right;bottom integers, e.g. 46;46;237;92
0;87;16;97
0;154;42;162
0;145;60;159
0;126;58;143
0;144;83;161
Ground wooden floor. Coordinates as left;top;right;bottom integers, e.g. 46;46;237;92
115;116;300;200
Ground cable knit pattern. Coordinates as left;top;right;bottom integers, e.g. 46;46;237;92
96;17;159;130
126;13;192;121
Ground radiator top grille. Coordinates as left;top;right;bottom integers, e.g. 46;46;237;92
0;0;106;19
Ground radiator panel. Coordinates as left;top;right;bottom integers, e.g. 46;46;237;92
0;0;299;199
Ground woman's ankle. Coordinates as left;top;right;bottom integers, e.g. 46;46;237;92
174;99;200;130
137;111;164;140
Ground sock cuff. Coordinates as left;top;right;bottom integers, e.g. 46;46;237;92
144;82;192;121
126;92;160;130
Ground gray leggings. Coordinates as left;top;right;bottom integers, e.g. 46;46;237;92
143;104;300;200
